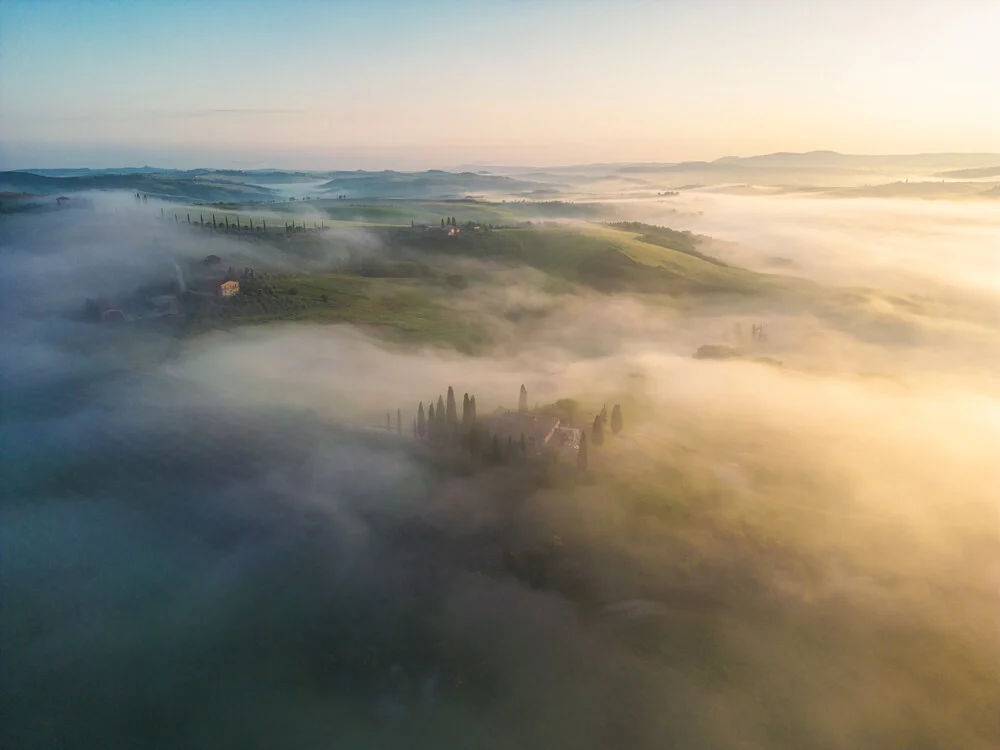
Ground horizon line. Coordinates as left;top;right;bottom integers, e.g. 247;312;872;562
5;149;1000;174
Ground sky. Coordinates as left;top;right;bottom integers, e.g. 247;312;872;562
1;0;998;169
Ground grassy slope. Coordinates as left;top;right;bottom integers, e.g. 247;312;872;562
192;199;611;226
196;274;488;352
401;223;780;298
180;219;808;351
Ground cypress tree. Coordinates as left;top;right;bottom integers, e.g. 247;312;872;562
436;395;446;431
519;384;528;413
441;218;445;227
577;432;588;473
446;386;458;427
419;402;428;438
611;404;623;435
592;415;604;446
462;393;470;426
600;404;608;425
470;395;477;422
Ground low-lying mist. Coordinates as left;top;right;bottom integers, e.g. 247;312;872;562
2;190;998;749
655;192;1000;297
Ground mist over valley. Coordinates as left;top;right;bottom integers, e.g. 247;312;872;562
3;0;999;746
3;156;998;749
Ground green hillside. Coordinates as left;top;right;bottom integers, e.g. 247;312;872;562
394;223;771;296
0;171;278;203
317;169;554;198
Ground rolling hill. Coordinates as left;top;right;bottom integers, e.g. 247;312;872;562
317;170;556;198
0;171;279;203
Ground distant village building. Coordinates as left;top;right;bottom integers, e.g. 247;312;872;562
549;425;582;458
487;410;566;457
216;280;240;297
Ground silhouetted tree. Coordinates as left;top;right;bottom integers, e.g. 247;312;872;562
418;402;426;437
600;404;608;425
462;393;471;426
441;218;445;228
428;404;436;441
519;384;528;413
432;395;445;442
470;395;477;422
611;404;623;434
592;415;604;446
577;432;588;472
446;386;458;427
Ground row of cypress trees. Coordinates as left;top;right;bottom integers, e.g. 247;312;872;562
577;403;624;472
414;386;477;441
590;403;624;446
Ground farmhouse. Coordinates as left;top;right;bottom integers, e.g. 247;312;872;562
488;409;562;456
549;425;582;458
216;279;240;297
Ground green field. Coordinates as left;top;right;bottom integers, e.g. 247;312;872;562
188;273;490;352
186;197;613;227
174;213;820;352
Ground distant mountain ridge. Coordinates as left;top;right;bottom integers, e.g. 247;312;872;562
6;152;999;202
615;151;1000;174
933;165;1000;179
0;167;556;202
0;171;277;203
317;170;554;198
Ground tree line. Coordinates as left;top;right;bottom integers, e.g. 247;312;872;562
391;383;625;475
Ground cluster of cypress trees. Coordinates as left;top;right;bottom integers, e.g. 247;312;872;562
414;386;478;444
583;403;624;466
405;387;623;478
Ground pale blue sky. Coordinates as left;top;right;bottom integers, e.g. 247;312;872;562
1;0;997;168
